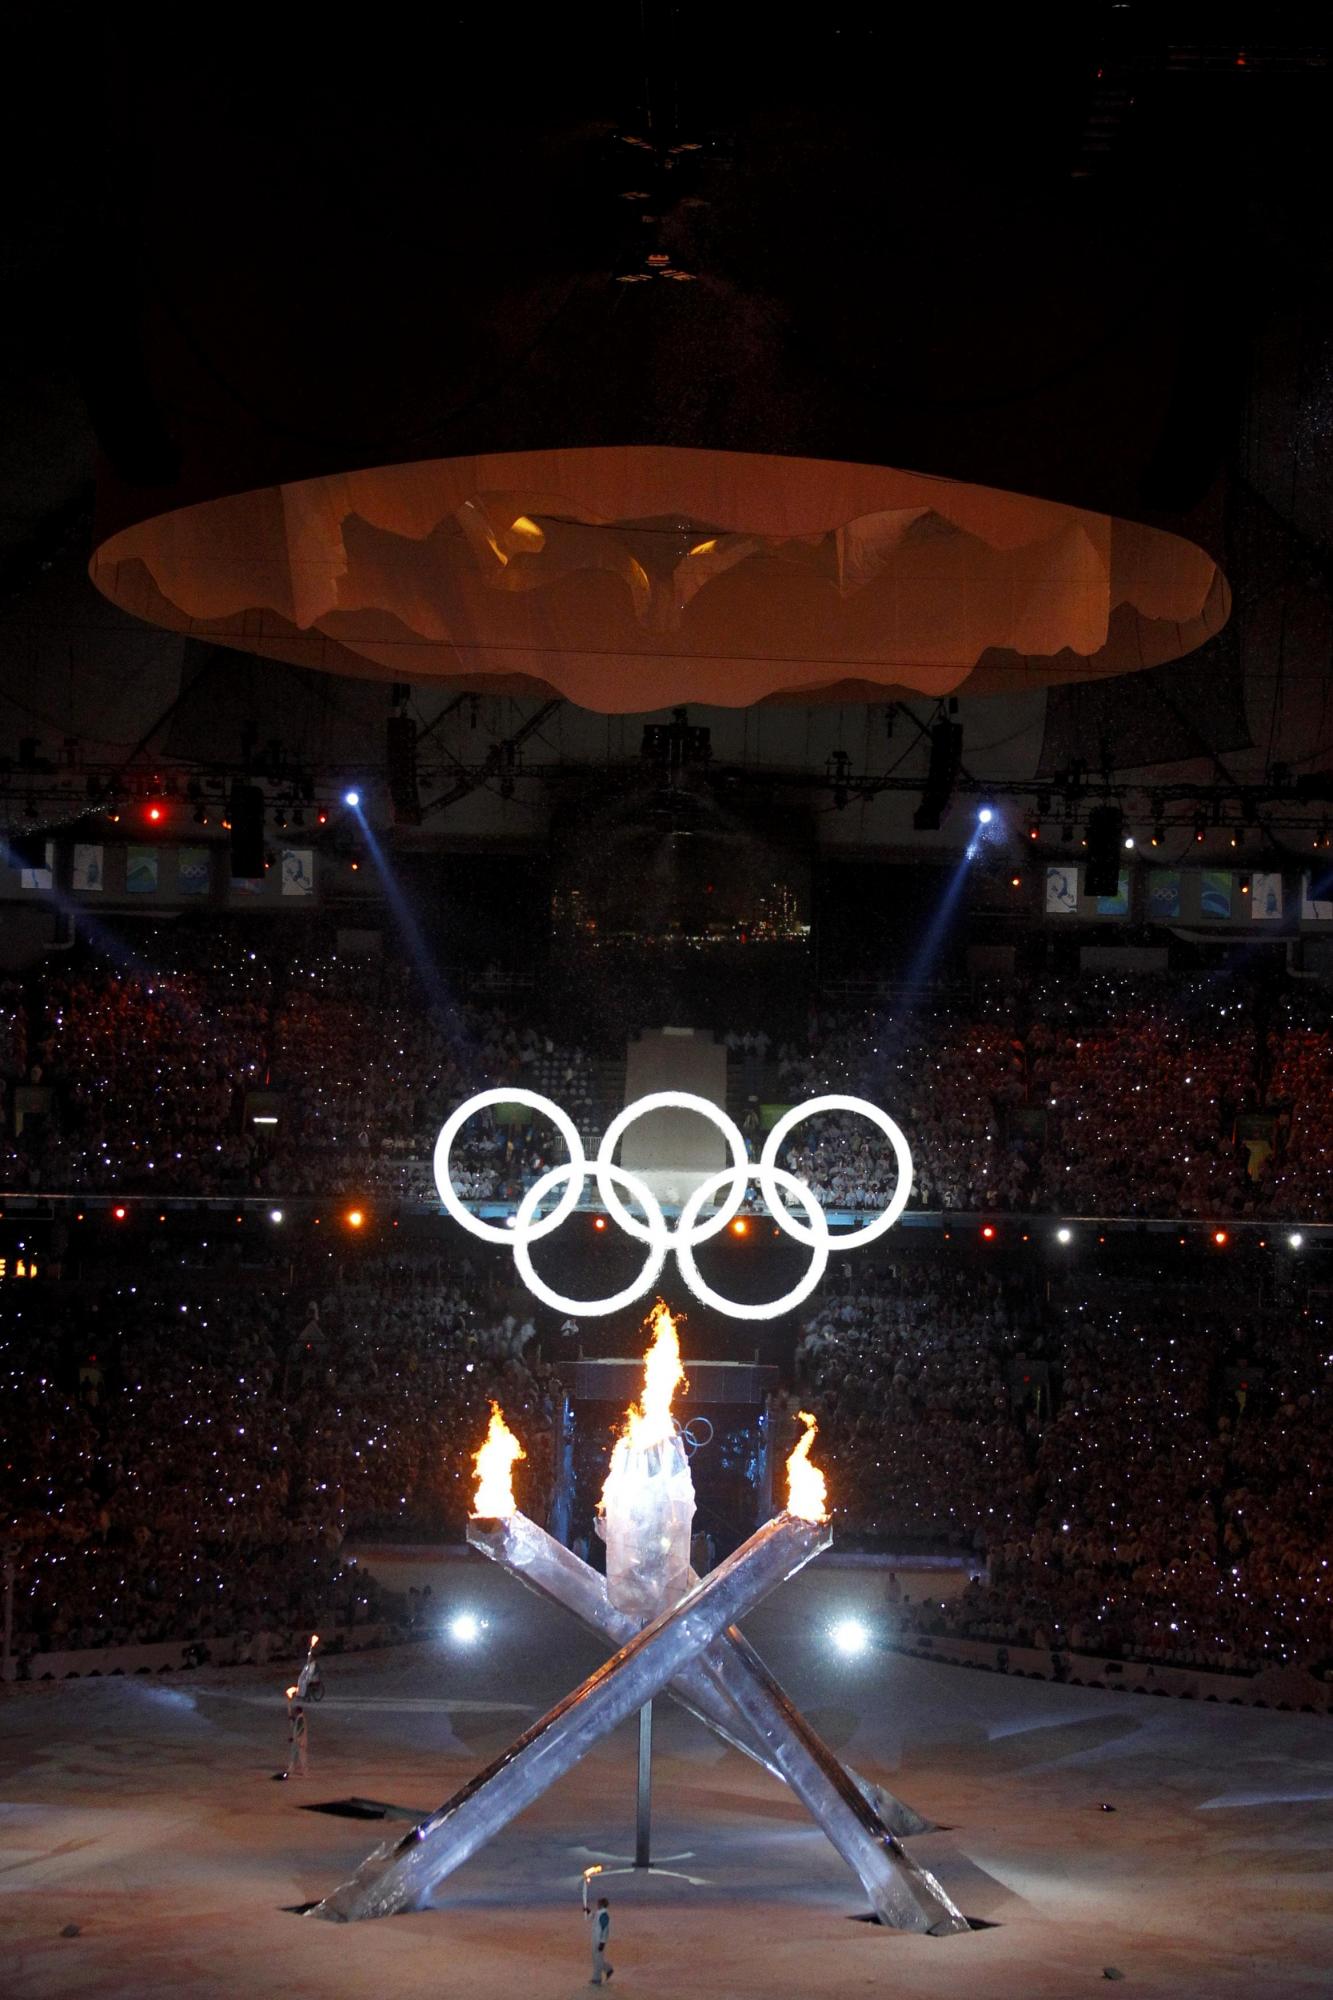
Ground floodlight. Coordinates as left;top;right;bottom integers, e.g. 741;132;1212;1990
830;1618;869;1657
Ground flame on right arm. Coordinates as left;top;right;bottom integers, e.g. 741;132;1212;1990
472;1401;526;1517
785;1411;828;1523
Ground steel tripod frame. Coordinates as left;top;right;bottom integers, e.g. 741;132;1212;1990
310;1511;829;1922
465;1509;966;1935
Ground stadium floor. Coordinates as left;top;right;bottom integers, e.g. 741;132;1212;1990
2;1560;1330;1999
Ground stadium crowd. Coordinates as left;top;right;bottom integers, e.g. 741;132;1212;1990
0;1249;558;1662
796;1259;1333;1677
1;926;1329;1220
2;922;1332;1686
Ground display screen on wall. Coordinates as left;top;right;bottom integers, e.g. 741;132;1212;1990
1146;868;1180;920
125;847;159;894
178;847;211;896
1094;871;1130;917
1301;870;1333;921
1045;864;1077;914
281;849;315;897
71;844;103;892
18;840;54;890
1200;870;1233;919
1249;871;1283;920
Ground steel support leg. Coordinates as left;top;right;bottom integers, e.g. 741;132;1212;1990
635;1702;652;1869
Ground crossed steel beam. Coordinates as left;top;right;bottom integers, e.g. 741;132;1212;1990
469;1510;932;1839
310;1511;966;1933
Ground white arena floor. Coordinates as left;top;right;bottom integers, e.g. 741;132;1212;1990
3;1560;1330;1999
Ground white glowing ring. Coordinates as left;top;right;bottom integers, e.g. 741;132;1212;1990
760;1095;912;1249
675;1165;830;1321
595;1091;750;1245
512;1160;669;1318
433;1088;585;1245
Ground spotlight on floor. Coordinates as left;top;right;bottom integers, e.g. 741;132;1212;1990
830;1618;869;1657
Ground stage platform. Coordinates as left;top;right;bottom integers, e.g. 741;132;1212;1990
2;1559;1329;1999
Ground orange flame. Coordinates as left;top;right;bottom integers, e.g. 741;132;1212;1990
285;1685;299;1700
620;1300;687;1448
472;1401;526;1517
601;1302;687;1501
785;1411;828;1522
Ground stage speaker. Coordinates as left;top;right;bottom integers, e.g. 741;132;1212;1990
913;719;963;830
229;784;266;878
1084;804;1124;898
386;714;421;825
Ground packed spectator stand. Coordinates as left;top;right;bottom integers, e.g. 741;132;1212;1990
2;921;1331;1694
1;922;1331;1221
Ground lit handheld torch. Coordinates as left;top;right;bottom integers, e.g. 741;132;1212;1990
581;1863;603;1915
296;1631;320;1699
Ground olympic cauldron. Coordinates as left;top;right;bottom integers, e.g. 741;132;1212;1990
309;1093;964;1930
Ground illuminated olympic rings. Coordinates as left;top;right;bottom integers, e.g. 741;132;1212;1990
432;1089;912;1321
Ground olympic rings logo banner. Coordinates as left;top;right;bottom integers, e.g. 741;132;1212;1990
433;1090;912;1321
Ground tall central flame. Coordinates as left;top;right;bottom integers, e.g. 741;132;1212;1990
786;1411;828;1522
601;1300;687;1501
472;1401;526;1517
621;1301;687;1454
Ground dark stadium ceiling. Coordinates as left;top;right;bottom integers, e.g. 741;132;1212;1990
1;10;1331;848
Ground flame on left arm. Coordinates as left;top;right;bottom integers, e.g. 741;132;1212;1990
785;1410;828;1523
472;1401;527;1517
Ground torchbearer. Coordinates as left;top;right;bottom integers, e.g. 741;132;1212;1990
590;1896;613;1985
281;1690;308;1778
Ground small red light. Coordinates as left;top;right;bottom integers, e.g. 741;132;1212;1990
346;1208;365;1229
1213;1229;1228;1247
982;1224;995;1241
731;1217;749;1236
593;1216;607;1231
113;1206;127;1221
1010;875;1022;888
147;804;163;822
